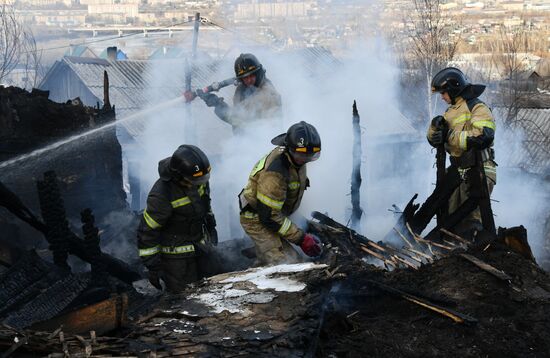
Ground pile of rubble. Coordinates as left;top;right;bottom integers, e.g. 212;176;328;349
2;209;549;357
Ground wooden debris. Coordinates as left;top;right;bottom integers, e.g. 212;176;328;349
393;227;413;248
459;254;512;282
440;228;470;245
391;255;418;270
367;280;477;325
31;294;128;335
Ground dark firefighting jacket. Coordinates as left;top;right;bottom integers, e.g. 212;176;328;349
241;147;308;244
137;158;215;267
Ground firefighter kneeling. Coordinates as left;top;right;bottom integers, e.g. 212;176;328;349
137;145;218;293
239;121;323;265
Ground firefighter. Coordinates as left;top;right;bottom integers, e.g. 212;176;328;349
426;67;497;236
239;121;323;265
196;53;282;133
137;145;218;293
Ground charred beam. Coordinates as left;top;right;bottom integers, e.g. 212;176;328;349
36;171;71;271
0;176;140;283
367;280;477;325
350;100;363;230
81;209;108;286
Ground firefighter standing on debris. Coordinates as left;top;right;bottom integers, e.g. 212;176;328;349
239;121;323;265
425;67;497;237
189;53;282;133
137;145;218;293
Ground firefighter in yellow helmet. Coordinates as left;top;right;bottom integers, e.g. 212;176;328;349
195;53;282;133
425;67;497;237
137;145;218;293
238;121;323;265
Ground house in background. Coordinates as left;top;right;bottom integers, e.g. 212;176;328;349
64;45;97;58
99;47;129;61
38;54;227;210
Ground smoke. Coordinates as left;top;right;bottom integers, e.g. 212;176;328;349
126;31;549;265
490;125;550;263
130;37;434;246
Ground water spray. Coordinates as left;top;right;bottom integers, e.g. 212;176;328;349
0;96;185;169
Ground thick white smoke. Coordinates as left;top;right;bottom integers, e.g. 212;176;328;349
128;33;549;264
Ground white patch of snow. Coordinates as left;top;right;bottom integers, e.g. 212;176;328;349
173;329;192;334
154;318;176;327
224;288;249;298
190;288;276;314
219;263;327;292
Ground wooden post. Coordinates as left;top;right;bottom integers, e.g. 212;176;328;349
350;100;363;230
103;70;111;110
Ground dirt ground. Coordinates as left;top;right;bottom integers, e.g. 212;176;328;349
317;242;550;358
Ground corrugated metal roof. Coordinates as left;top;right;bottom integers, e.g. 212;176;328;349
56;56;220;137
42;47;418;139
494;107;550;175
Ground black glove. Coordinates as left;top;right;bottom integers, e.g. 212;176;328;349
197;91;222;107
466;127;495;150
147;269;163;290
431;115;445;128
430;130;447;146
429;115;448;146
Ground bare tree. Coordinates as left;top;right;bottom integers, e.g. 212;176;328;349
395;0;460;125
1;2;44;88
20;28;45;89
490;24;534;127
0;2;23;84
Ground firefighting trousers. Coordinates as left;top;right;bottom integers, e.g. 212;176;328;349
448;162;497;234
161;256;198;293
240;213;302;266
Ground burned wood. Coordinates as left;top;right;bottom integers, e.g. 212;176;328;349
403;247;433;262
366;280;477;325
0;177;140;283
393;227;413;248
103;70;111;110
31;294;128;335
81;208;107;286
459;254;512;282
360;245;387;263
440;228;470;245
1;335;27;358
367;241;422;267
312;211;426;270
350;100;363;230
391;255;419;270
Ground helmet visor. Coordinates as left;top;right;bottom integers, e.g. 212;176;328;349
290;148;321;164
185;171;210;186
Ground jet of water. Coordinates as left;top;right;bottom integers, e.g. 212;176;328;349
0;96;185;169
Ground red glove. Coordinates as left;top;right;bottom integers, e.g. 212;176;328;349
300;233;322;257
183;90;196;103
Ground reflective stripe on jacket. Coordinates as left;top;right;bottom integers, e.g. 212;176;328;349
427;96;496;158
241;147;307;244
137;179;211;262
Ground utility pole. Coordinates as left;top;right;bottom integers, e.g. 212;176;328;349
184;12;201;143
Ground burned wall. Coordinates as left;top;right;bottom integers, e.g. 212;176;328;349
0;86;128;248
